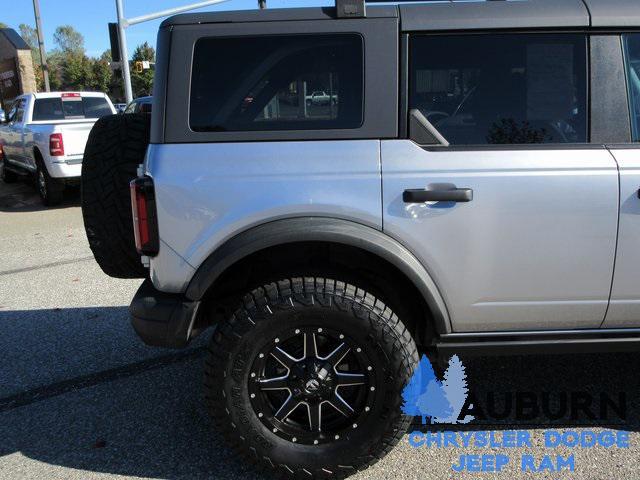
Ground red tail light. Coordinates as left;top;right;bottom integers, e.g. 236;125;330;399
130;176;159;256
0;141;4;156
49;133;64;156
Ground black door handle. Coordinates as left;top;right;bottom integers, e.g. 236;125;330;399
403;188;473;203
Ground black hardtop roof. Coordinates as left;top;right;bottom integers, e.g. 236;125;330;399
160;0;640;31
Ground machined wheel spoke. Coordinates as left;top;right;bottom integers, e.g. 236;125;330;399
303;332;317;359
258;375;289;391
326;391;354;417
274;394;300;421
270;347;296;368
335;372;366;387
322;342;350;367
305;402;322;432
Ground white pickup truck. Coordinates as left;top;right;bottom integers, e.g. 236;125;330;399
0;92;116;205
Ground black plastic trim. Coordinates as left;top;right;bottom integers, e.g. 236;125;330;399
185;217;451;334
164;18;398;144
130;278;201;348
437;329;640;356
590;35;631;144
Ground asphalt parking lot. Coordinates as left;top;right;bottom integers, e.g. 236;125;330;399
1;179;639;480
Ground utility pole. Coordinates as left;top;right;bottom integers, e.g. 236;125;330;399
115;0;133;104
115;0;231;105
32;0;50;91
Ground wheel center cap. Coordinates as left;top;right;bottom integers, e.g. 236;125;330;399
304;378;320;393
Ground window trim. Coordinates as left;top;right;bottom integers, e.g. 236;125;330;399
163;18;398;143
622;33;640;142
405;30;593;149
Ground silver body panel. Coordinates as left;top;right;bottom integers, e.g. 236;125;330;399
146;141;382;293
381;140;619;332
603;148;640;327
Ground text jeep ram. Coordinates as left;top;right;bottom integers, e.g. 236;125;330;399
81;0;640;477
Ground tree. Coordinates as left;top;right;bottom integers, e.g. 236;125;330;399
416;380;453;425
0;22;8;29
53;25;84;54
19;24;46;91
401;355;437;417
131;42;155;98
434;355;474;424
19;24;38;50
91;55;112;93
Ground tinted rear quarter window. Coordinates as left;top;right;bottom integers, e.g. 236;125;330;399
409;34;588;145
190;34;364;132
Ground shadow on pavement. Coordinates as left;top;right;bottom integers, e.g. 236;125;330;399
0;179;80;213
0;307;638;478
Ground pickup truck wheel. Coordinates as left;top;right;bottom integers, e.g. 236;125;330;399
81;113;150;279
0;154;17;183
36;158;64;206
205;277;418;479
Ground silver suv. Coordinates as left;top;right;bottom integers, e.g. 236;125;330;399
81;0;640;477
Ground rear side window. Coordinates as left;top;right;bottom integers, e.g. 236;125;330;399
32;97;112;121
623;34;640;142
409;34;588;145
190;34;364;132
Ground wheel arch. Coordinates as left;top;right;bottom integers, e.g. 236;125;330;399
185;217;452;338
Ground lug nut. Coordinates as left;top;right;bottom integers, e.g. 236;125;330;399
367;366;372;371
258;412;264;418
275;338;280;343
365;406;370;412
273;428;278;433
335;434;340;440
259;353;264;358
295;329;300;334
313;439;319;445
352;423;358;429
292;437;297;442
250;372;256;378
339;334;344;339
317;328;323;333
370;386;375;391
250;393;256;398
356;348;362;353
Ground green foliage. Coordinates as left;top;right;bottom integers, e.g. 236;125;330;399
0;22;8;29
53;25;84;54
131;42;155;98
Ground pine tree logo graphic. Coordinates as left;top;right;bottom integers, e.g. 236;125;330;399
401;354;474;425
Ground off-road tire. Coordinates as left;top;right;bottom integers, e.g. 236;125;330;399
205;277;418;479
81;113;150;279
35;156;64;206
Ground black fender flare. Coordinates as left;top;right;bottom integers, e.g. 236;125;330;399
185;217;452;334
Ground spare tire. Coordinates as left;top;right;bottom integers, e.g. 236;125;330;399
81;113;150;279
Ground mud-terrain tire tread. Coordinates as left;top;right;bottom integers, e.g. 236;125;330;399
204;277;419;480
81;113;150;278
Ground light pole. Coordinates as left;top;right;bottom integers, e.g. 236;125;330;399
115;0;232;105
32;0;50;91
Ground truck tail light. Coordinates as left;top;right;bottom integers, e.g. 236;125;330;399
0;141;4;157
130;176;159;256
49;133;64;156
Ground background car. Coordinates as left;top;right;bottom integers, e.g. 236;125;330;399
123;96;152;114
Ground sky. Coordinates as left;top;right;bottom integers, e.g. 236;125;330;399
1;0;332;58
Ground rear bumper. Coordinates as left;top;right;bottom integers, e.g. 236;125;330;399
129;279;201;348
48;159;82;178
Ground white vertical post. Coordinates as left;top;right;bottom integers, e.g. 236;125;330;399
116;0;133;104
